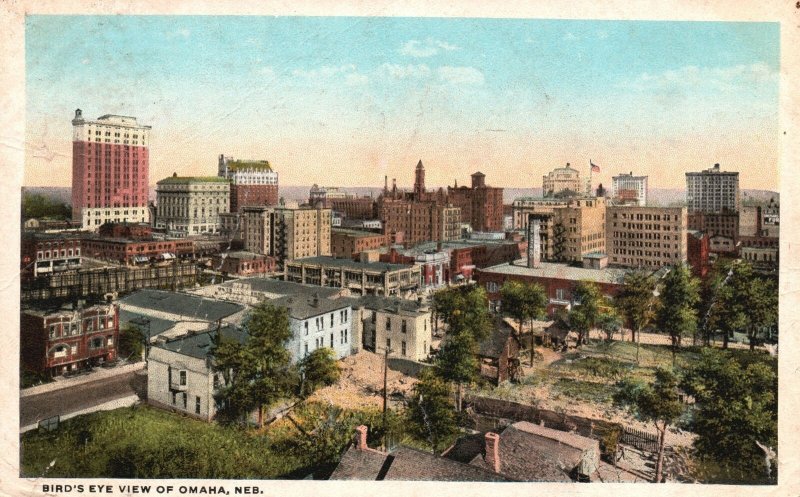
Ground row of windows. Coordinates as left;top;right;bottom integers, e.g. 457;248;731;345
38;248;81;259
49;316;112;337
49;336;113;357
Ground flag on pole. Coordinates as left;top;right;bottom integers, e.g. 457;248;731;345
590;160;600;173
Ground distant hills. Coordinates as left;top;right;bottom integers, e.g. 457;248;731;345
22;185;779;209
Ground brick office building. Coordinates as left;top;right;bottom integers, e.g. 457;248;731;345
71;110;151;230
331;228;389;259
605;206;688;269
446;171;505;232
21;233;83;278
98;222;153;240
688;211;739;255
21;301;119;376
81;237;195;265
218;155;279;212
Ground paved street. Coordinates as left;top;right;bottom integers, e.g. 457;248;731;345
20;370;145;428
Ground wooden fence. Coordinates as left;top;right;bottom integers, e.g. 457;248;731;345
620;426;660;453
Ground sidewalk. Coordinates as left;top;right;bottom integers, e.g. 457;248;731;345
20;395;140;433
21;361;146;398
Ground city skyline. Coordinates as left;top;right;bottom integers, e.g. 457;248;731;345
25;16;780;191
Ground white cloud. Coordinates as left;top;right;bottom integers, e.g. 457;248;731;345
437;66;485;86
379;63;431;80
399;38;460;58
618;63;778;93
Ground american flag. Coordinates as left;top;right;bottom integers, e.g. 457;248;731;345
590;160;600;173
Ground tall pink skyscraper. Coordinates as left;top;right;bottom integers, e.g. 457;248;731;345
71;109;151;230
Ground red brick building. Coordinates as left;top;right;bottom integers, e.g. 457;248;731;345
21;233;83;278
688;211;739;254
477;261;628;316
218;155;279;212
99;222;153;240
329;197;377;220
687;230;711;279
211;251;276;276
21;301;119;376
447;172;505;232
331;228;388;259
81;238;195;265
71;110;151;230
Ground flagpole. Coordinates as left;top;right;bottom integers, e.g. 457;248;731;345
588;159;592;196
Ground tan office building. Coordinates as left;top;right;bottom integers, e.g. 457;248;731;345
606;206;687;269
241;206;331;267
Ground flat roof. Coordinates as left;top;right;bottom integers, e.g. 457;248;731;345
220;277;342;299
157;176;230;184
119;289;244;322
481;260;630;285
331;228;385;238
119;309;177;338
340;295;428;316
290;256;413;272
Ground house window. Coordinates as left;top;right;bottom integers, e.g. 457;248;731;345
401;341;407;356
330;333;334;348
213;374;220;389
402;320;407;333
89;337;103;349
179;370;187;386
49;324;58;338
172;392;177;405
330;314;334;327
386;318;391;331
304;321;309;335
386;338;391;351
107;335;114;345
195;396;201;415
371;311;376;324
555;288;567;301
51;344;68;358
182;393;187;409
304;342;309;356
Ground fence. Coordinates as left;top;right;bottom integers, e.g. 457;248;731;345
620;426;660;453
464;394;660;455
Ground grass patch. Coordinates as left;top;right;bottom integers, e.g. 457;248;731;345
551;378;615;404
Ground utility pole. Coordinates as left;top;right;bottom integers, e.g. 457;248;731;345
382;346;392;450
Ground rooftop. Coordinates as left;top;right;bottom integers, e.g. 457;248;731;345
340;295;428;316
217;251;267;260
290;256;413;273
477;321;517;359
225;160;273;172
119;309;177;339
157;176;230;185
119;289;244;322
331;228;385;238
220;277;342;299
330;445;512;481
270;295;350;320
480;260;630;285
157;324;248;360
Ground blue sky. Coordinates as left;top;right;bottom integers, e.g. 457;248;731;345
25;16;780;190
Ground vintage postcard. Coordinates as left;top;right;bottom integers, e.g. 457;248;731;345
2;1;798;496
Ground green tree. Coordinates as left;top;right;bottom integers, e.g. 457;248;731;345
680;348;777;482
432;285;492;342
298;348;341;398
499;280;547;365
22;192;71;221
407;368;459;453
211;303;299;427
568;281;603;346
597;309;623;342
657;264;700;366
118;324;144;363
614;369;685;483
712;261;773;350
436;332;478;412
615;271;658;362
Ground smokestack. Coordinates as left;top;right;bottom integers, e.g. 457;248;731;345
355;425;368;450
384;175;388;192
527;215;542;269
485;432;501;473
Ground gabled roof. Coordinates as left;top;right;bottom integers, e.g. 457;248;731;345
156;324;248;360
477;321;517;359
271;295;350;320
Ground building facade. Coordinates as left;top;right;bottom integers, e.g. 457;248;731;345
687;211;739;254
272;295;354;362
21;301;119;376
331;228;388;259
285;256;420;297
551;197;607;263
685;163;740;214
218;155;279;212
611;173;648;206
447;172;505;232
542;163;582;197
241;206;332;266
71;110;151;230
348;295;432;361
155;175;230;236
21;233;83;278
378;198;460;246
605;206;687;269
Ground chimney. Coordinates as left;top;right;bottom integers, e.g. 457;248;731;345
484;432;501;473
355;425;368;450
526;215;542;268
